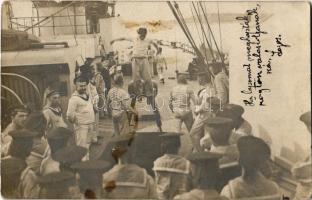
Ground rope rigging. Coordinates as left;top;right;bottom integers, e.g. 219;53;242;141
167;1;230;78
192;2;216;62
190;7;202;46
190;6;209;64
192;2;216;83
199;2;224;65
217;2;223;53
193;2;228;75
173;2;199;54
168;2;198;53
167;1;209;76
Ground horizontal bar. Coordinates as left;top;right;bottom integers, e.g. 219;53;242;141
15;25;87;28
11;15;86;19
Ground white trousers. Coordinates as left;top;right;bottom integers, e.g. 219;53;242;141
74;123;96;160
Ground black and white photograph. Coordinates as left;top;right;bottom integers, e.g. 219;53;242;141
0;1;311;199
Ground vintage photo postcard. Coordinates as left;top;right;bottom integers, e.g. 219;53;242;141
1;1;311;199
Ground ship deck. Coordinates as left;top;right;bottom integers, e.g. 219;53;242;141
90;72;200;160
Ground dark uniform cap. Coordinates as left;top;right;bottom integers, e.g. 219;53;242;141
224;104;244;117
46;89;60;98
85;57;93;65
8;129;37;138
110;134;135;161
71;160;111;172
74;75;89;85
24;112;47;135
53;145;87;164
300;111;311;125
204;117;233;127
187;152;222;163
177;74;188;84
109;134;135;144
47;127;73;140
159;132;183;138
38;171;76;188
71;160;110;192
217;104;244;123
237;136;271;161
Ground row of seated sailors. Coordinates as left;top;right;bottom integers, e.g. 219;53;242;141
2;110;311;199
0;122;275;199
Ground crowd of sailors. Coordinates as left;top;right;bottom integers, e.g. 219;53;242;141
1;27;311;199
